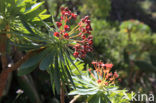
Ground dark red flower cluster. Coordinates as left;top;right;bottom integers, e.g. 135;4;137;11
53;7;93;58
89;61;119;85
80;16;92;34
73;35;93;58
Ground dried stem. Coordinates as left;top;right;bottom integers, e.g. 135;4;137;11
69;95;81;103
0;25;9;97
0;25;9;70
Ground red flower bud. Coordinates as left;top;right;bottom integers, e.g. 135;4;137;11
81;18;85;23
74;44;81;50
114;72;118;78
88;40;93;45
86;25;92;31
56;22;62;28
54;32;59;37
118;78;121;82
73;51;79;57
88;35;93;40
64;25;70;31
81;50;86;54
81;54;86;58
105;82;108;85
82;28;86;33
105;64;113;68
61;16;64;20
81;35;86;40
61;11;65;15
108;72;113;76
61;7;65;11
71;13;77;20
97;79;102;83
84;16;89;20
92;61;97;65
87;31;91;34
88;68;92;72
64;7;69;11
86;20;91;24
64;33;69;39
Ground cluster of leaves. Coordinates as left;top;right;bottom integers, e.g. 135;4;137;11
119;20;156;72
80;0;111;18
91;19;127;64
0;0;50;30
69;71;133;103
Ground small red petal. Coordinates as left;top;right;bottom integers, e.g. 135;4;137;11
71;13;77;20
54;32;59;37
64;25;70;31
97;79;102;83
56;22;62;28
114;72;119;78
105;64;113;68
73;51;79;57
88;68;92;72
64;33;69;39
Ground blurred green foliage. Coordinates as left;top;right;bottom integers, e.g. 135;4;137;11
91;18;156;101
91;19;127;64
80;0;111;18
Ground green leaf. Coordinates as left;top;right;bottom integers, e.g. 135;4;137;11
88;93;111;103
24;2;45;14
18;48;50;75
18;64;38;76
20;50;47;69
33;15;51;21
19;54;41;69
64;65;75;88
54;56;60;95
48;67;56;95
58;49;75;88
39;50;55;70
70;60;84;75
51;15;59;31
21;20;35;35
65;49;80;73
69;87;99;95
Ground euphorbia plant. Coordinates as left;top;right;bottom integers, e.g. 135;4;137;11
69;61;133;103
0;0;90;100
0;2;93;99
15;6;93;102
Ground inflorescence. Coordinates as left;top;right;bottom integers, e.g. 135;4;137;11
54;7;93;58
88;61;119;87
